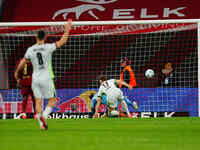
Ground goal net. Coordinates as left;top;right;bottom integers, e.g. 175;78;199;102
0;20;199;118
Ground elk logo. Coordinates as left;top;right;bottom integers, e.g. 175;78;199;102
52;0;117;20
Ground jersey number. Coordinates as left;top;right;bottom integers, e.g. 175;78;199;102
36;52;44;65
23;64;27;75
102;81;111;90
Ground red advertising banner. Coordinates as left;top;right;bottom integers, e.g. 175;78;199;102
2;0;200;22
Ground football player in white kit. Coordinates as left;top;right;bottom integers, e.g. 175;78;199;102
15;19;72;130
94;76;133;118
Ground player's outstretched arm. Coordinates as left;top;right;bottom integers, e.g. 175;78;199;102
56;19;72;48
116;80;133;90
14;58;29;81
93;97;102;118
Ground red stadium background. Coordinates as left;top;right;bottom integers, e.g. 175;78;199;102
1;0;200;22
0;0;199;118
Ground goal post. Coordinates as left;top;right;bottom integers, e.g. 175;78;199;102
198;22;200;117
0;19;200;26
0;19;199;118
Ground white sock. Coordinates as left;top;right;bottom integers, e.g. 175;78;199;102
43;106;52;119
37;113;43;127
121;100;130;116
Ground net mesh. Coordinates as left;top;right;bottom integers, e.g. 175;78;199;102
0;22;198;116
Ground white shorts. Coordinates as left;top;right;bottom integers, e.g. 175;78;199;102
32;78;56;99
106;88;123;108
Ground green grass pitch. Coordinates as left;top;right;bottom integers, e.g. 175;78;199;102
0;117;200;150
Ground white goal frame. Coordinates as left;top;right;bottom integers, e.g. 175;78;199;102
0;19;200;117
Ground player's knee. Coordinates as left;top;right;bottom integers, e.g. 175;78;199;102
48;97;56;107
36;104;42;113
35;98;43;112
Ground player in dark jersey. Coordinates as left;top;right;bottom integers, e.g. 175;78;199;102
15;59;36;119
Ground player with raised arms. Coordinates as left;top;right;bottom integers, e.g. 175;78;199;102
15;19;72;130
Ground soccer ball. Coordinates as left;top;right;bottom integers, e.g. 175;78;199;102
110;110;119;116
145;69;154;78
